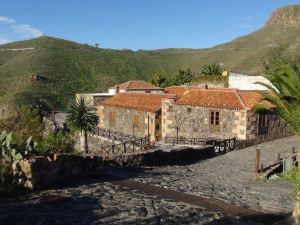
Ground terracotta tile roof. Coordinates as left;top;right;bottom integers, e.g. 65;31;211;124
176;89;245;110
237;90;275;110
165;86;189;98
99;93;172;112
172;87;275;110
114;80;162;90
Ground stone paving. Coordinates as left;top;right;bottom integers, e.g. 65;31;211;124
118;136;300;214
0;180;260;225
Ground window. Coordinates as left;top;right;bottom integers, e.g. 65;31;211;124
209;110;220;132
258;113;268;135
145;90;151;93
133;114;140;127
187;107;192;113
109;111;116;125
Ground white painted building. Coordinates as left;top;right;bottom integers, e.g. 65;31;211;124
228;72;272;90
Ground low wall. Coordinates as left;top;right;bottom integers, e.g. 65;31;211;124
103;146;215;167
12;154;104;189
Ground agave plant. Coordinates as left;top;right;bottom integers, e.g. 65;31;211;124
66;98;99;154
201;63;224;76
253;65;300;136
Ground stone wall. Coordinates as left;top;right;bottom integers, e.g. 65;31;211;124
98;105;161;141
12;154;104;189
162;98;246;140
237;111;294;148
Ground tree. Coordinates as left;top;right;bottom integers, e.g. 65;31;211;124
253;65;300;136
254;65;300;222
151;74;167;88
201;63;224;76
172;68;195;85
95;43;99;48
66;98;98;154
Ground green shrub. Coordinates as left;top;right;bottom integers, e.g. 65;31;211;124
36;132;75;155
282;167;300;190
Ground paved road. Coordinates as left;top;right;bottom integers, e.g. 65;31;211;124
120;136;300;214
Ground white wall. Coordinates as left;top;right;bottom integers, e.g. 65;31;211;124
228;73;271;90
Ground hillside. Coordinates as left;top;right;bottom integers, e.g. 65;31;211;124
1;4;300;109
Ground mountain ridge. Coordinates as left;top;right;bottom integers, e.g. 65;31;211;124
0;5;300;109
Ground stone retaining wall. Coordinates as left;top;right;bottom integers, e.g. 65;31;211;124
12;154;104;189
103;147;214;167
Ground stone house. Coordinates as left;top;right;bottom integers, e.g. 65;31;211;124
76;80;163;106
163;86;292;145
97;93;173;141
108;80;164;95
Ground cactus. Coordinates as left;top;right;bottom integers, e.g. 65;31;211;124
0;130;35;164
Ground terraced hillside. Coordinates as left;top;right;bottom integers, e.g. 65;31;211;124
0;4;300;109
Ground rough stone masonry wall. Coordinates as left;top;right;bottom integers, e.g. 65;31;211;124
98;105;158;141
162;98;247;140
240;111;294;147
12;154;104;189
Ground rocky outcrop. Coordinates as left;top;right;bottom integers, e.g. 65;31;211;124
12;154;104;189
266;5;300;27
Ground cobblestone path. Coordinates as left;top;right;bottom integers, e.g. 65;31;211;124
118;136;300;214
0;179;261;225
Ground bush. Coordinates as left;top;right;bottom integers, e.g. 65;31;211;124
0;106;42;145
36;132;75;155
282;167;300;190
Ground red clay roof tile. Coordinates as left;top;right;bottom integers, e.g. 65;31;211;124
114;80;162;90
99;93;172;112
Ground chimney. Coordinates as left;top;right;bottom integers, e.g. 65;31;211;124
115;85;120;94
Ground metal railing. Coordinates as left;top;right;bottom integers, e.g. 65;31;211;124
165;136;236;152
94;127;135;142
99;135;151;155
165;137;207;145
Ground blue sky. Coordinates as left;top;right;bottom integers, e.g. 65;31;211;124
0;0;300;50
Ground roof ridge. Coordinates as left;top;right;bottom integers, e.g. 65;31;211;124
127;80;133;89
234;89;247;109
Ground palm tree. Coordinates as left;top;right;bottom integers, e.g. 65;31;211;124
201;63;224;76
67;98;99;154
253;65;300;136
253;65;300;222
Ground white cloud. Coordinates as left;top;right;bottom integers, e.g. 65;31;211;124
0;16;43;41
244;16;252;21
0;36;14;44
0;16;15;24
13;24;43;38
236;23;251;28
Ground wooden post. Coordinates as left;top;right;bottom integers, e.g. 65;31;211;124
147;114;150;137
176;126;179;144
254;149;260;178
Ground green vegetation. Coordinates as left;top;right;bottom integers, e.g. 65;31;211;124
36;132;75;156
201;63;224;76
0;106;42;144
1;5;300;109
151;68;195;87
66;98;98;154
254;65;300;136
282;168;300;191
0;130;36;195
151;74;168;88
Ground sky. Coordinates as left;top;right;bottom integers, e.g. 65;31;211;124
0;0;300;50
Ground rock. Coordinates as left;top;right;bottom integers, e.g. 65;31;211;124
156;207;168;216
24;180;33;189
134;207;148;217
